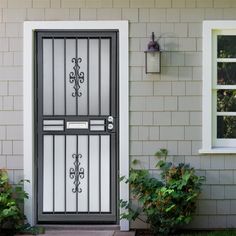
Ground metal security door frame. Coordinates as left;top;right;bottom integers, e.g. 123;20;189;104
23;21;129;230
36;30;118;222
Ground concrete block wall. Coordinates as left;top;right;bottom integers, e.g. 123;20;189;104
0;0;236;229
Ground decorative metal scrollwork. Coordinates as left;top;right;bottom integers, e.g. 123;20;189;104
69;153;85;193
69;58;85;97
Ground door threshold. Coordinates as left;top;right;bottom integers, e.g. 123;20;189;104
38;224;120;231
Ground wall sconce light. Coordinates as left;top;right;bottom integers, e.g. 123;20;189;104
144;32;161;74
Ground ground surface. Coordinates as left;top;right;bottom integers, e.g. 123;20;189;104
14;229;236;236
136;230;236;236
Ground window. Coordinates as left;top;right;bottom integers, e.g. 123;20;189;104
201;21;236;153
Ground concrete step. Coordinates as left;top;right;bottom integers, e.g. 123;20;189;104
41;225;120;231
16;225;135;236
16;230;136;236
42;231;114;236
43;230;135;236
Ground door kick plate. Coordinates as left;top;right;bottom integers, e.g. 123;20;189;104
66;121;88;129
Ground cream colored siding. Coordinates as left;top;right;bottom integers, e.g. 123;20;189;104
1;0;236;229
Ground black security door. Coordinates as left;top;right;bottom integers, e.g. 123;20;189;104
35;31;118;223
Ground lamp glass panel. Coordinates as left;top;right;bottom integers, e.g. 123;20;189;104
146;52;160;73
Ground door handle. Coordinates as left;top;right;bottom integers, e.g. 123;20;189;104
107;116;114;131
108;116;114;123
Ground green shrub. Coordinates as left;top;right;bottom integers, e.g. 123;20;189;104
0;169;29;235
120;149;205;235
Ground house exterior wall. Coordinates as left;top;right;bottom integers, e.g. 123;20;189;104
0;0;236;229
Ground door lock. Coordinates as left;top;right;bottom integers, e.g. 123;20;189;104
108;123;114;130
107;116;114;131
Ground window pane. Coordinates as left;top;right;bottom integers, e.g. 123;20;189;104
217;62;236;85
218;35;236;58
217;116;236;138
217;90;236;112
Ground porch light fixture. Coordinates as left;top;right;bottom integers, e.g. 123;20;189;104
144;32;161;74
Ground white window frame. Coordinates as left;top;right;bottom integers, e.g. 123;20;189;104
23;21;129;230
200;21;236;154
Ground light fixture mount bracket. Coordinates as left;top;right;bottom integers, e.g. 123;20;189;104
146;32;160;52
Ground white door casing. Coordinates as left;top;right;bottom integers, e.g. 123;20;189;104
23;21;129;230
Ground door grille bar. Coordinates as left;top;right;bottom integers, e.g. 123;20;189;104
99;38;101;116
52;38;55;116
88;135;90;213
99;135;101;213
52;135;55;214
64;135;67;213
76;135;78;213
64;38;66;116
76;38;78;116
87;38;90;116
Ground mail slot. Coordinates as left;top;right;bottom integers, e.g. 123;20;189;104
66;121;88;129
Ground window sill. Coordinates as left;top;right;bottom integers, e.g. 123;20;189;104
199;148;236;154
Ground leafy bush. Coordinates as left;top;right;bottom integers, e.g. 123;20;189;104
120;149;205;235
0;169;29;235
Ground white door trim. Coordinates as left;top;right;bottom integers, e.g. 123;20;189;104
23;21;129;230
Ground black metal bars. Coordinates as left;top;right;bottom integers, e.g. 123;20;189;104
36;31;118;223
